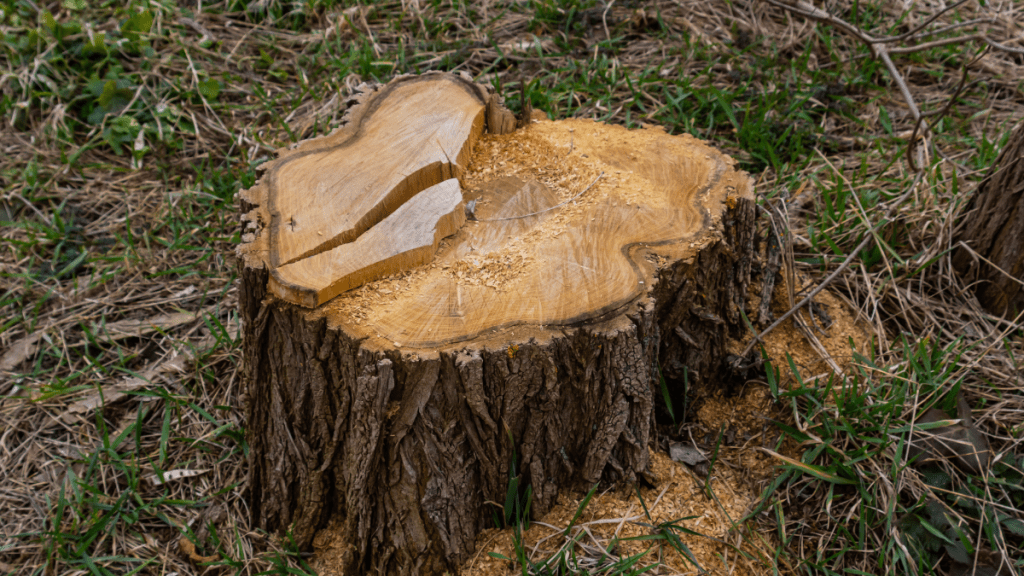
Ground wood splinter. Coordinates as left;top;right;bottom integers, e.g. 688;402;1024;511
269;178;467;308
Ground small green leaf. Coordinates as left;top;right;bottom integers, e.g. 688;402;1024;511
102;81;133;109
40;10;57;32
62;0;87;9
761;448;857;485
88;106;107;125
83;32;108;56
879;107;893;135
564;483;599;537
657;365;674;425
503;475;519;525
121;10;153;41
919;518;954;546
1004;518;1024;536
198;79;221;101
98;80;119;108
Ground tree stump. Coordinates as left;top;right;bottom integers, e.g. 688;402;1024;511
237;72;756;575
953;120;1024;317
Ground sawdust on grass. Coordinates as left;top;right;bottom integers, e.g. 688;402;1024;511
309;277;873;576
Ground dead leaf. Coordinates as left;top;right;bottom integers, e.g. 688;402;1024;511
60;353;190;423
908;393;990;475
1;331;44;372
669;442;708;466
179;536;219;564
89;308;209;343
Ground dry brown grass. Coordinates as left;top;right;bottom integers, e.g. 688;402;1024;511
1;0;1022;574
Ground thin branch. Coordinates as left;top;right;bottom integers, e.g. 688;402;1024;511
737;171;926;360
912;18;995;41
872;0;972;43
906;55;976;170
888;33;987;54
763;0;1024;172
875;48;930;172
737;223;879;359
986;38;1024;55
763;0;875;44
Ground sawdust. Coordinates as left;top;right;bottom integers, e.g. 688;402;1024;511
309;273;872;576
737;271;874;385
440;250;532;291
309;517;350;576
459;377;788;576
321;266;431;326
450;279;872;576
456;384;794;576
451;122;613;288
459;449;770;576
464;125;608;212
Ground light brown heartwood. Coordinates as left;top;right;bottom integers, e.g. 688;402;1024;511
237;72;758;575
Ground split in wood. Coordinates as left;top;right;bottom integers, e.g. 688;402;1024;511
237;73;760;573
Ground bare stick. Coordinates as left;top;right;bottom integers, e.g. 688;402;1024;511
762;0;1023;171
737;171;926;360
737;223;879;360
873;0;972;43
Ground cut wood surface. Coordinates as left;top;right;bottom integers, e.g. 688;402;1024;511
323;116;751;347
237;72;757;576
259;73;486;305
270;178;466;308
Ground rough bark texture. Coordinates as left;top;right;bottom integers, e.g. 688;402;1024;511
238;198;756;575
952;120;1024;317
236;71;759;576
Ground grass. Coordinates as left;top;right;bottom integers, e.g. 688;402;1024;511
755;334;1024;575
489;476;711;575
1;0;1022;574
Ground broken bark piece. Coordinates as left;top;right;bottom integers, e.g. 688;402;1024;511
237;72;757;575
485;93;517;135
669;442;708;466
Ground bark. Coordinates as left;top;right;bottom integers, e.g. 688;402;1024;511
952;120;1024;317
236;72;758;575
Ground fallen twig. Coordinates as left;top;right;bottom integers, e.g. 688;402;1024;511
762;0;1024;170
737;171;926;360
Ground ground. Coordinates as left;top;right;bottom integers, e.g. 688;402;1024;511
1;0;1022;575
